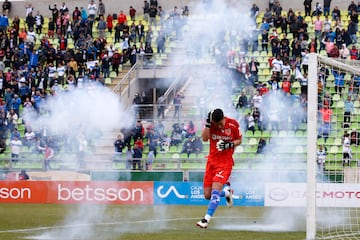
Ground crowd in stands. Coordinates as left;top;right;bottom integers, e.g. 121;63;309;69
115;0;360;170
1;0;359;171
113;119;203;170
0;0;191;170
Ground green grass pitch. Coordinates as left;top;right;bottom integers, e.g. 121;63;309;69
0;204;306;240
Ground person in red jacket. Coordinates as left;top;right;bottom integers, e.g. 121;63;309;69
106;14;113;34
129;6;136;21
117;10;127;25
282;76;291;94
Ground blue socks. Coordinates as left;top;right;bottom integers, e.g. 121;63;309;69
220;190;225;197
206;190;221;217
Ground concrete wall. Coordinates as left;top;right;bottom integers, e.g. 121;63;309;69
6;0;352;19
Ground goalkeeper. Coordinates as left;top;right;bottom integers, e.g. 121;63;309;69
196;108;242;229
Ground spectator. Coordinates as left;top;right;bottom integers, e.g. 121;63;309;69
6;108;18;132
343;96;354;127
122;145;132;170
134;136;144;151
332;69;346;97
129;6;136;21
181;137;193;158
10;136;22;163
149;5;157;26
18;169;29;180
246;112;255;133
114;133;125;159
156;30;166;55
106;14;113;34
304;0;313;16
350;128;360;145
133;93;143;119
23;127;36;150
147;150;154;170
256;137;267;154
313;16;323;42
170;123;182;148
185;120;196;138
157;94;165;119
348;20;357;44
99;58;110;80
43;143;54;171
97;16;106;38
316;145;326;172
236;91;248;109
77;133;87;169
88;0;97;20
2;0;11;14
98;0;106;18
339;44;350;59
133;120;144;140
146;126;160;157
312;2;322;16
132;144;142;170
137;20;145;42
111;48;122;76
332;6;341;20
323;0;332;16
25;3;33;17
249;57;259;85
173;91;184;119
342;132;352;167
318;104;332;142
143;0;150;22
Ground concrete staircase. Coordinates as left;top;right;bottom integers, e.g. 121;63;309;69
84;41;216;170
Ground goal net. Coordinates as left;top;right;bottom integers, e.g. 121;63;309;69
307;54;360;240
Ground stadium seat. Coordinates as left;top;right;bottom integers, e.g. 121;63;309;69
235;145;244;153
329;146;339;154
332;94;340;101
245;130;253;137
253;130;262;138
105;78;112;85
109;71;117;78
248;138;258;146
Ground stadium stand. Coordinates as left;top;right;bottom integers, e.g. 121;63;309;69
0;0;359;174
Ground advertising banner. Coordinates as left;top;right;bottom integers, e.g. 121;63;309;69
0;181;48;203
0;181;264;206
0;181;154;205
265;182;360;207
154;182;264;206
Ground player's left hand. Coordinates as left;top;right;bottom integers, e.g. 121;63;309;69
216;140;234;151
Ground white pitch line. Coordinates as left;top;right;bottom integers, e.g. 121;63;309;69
0;216;252;234
0;218;197;234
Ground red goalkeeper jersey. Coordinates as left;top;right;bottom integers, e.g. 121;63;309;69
207;117;242;167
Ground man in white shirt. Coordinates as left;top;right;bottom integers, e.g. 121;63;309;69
343;133;352;167
271;55;283;78
24;128;36;150
88;0;97;20
317;145;326;172
57;62;65;85
10;136;22;163
48;63;57;87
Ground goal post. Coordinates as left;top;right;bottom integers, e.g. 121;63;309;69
306;53;318;240
307;53;360;240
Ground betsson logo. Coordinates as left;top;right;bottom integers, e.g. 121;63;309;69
157;185;186;198
58;184;145;202
0;187;31;199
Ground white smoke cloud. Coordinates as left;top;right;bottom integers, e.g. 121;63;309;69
22;83;133;136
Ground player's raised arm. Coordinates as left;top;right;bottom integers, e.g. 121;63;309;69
202;111;212;141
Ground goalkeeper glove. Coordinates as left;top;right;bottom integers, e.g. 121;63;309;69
216;140;234;151
205;111;212;128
